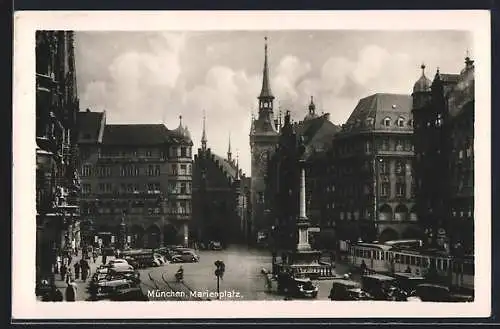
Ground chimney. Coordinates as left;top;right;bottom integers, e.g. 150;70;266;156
323;112;330;121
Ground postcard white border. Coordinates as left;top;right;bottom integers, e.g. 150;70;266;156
13;10;491;319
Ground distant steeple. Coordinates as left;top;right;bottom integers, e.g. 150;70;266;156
258;36;275;121
201;110;207;151
227;132;232;162
260;36;273;99
235;151;240;180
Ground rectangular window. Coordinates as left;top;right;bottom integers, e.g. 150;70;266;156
381;183;389;197
180;182;186;194
180;164;187;175
146;150;152;157
171;164;178;175
82;165;92;177
396;183;405;197
98;183;104;192
170;147;177;158
181;147;187;157
148;165;154;176
154;183;161;193
82;184;91;194
155;165;161;176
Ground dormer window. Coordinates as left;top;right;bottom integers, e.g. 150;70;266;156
408;119;413;127
383;117;391;127
397;117;405;127
366;117;375;126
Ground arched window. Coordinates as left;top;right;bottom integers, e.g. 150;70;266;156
383;117;391;127
397;117;405;127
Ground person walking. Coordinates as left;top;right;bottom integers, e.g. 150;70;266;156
65;280;77;302
60;263;67;282
92;251;98;263
81;259;89;282
73;261;81;280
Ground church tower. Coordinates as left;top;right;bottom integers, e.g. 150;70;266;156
249;36;280;241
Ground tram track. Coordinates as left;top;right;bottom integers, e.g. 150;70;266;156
143;268;206;301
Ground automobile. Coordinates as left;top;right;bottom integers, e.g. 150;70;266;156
328;279;364;301
392;272;426;295
209;241;223;250
109;287;149;301
277;273;319;298
108;259;134;271
361;274;402;301
413;283;473;302
123;256;139;269
170;250;200;263
346;288;375;301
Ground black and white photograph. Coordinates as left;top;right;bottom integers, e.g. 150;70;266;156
13;10;491;319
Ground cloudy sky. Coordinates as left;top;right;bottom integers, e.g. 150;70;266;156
74;30;472;174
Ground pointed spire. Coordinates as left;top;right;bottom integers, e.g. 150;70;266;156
465;49;474;68
309;96;316;114
201;110;207;151
227;132;232;162
420;63;426;75
259;36;274;99
235;150;240;180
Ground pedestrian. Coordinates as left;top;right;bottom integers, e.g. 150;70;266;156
81;259;89;282
74;261;81;280
55;255;61;274
360;260;367;275
102;254;107;265
60;263;67;282
92;251;97;263
42;278;63;302
65;280;77;302
66;268;74;284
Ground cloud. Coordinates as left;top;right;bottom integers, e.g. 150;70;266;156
79;32;186;123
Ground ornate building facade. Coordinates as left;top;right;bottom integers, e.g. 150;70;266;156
192;116;250;246
36;31;81;276
412;57;474;256
266;98;340;251
78;111;193;249
249;38;280;241
331;93;420;246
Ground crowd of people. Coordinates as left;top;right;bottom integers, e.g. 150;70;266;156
40;244;99;302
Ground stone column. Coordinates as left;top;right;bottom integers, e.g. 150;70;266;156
299;166;306;219
297;163;311;251
183;223;189;247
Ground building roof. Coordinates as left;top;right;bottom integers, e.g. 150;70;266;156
212;153;240;180
446;58;475;118
77;110;105;143
413;64;432;93
259;37;274;99
102;124;173;146
342;93;413;133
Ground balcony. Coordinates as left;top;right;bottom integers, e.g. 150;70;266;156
36;73;56;93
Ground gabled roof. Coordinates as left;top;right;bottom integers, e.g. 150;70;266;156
77;110;105;143
212;153;239;180
102;124;173;146
296;114;340;151
343;93;412;133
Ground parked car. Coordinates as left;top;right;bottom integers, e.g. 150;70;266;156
329;279;367;301
277;273;318;298
361;274;403;301
392;272;426;295
109;287;149;301
108;259;134;271
171;250;200;263
209;241;223;250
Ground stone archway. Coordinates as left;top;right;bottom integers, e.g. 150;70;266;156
129;225;145;249
394;204;409;221
145;225;161;249
163;224;178;246
379;227;399;243
378;204;393;221
97;225;113;247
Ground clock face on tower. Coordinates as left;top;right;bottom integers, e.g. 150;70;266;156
253;149;269;177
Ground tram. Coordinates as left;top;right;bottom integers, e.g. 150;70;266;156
347;240;474;291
